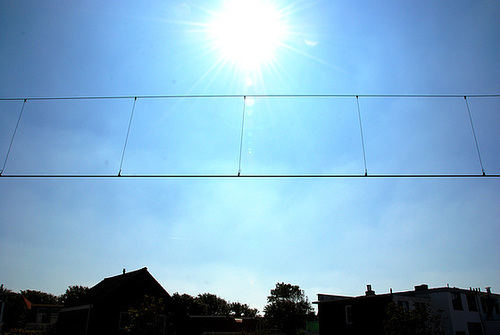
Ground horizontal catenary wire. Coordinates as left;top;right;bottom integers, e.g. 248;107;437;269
1;173;499;178
1;94;500;101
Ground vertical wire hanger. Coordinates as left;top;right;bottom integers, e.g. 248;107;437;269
356;96;368;176
237;96;247;176
118;97;137;176
464;96;486;176
1;99;27;176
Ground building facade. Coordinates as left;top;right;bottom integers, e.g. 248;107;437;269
316;284;500;335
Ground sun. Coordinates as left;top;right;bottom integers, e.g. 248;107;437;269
208;0;288;70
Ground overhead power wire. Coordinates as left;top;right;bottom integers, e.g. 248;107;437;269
0;173;499;178
1;99;26;175
1;94;499;101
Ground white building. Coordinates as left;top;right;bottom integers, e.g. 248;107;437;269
402;285;500;335
316;284;500;335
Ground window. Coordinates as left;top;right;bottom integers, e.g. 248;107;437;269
36;308;49;323
50;308;60;323
345;305;353;324
466;294;478;312
481;296;487;312
452;293;463;310
397;300;409;311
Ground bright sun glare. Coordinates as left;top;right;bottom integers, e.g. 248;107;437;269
208;0;287;70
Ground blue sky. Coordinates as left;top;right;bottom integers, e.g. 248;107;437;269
1;0;499;312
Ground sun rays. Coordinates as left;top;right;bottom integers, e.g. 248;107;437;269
207;0;288;71
171;0;327;93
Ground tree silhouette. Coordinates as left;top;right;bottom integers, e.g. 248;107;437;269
229;302;258;317
20;289;60;305
196;293;230;316
383;302;445;335
264;282;314;335
60;285;89;306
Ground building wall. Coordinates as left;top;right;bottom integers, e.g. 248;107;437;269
421;291;482;335
412;289;500;335
482;321;500;335
318;288;500;335
318;295;393;335
56;306;91;335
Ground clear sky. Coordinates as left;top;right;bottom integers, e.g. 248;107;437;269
1;0;499;312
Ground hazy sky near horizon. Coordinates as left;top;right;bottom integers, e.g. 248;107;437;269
1;0;499;312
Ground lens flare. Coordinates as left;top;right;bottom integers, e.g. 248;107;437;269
208;0;287;70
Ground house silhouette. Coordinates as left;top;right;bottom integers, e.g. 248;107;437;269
56;267;171;335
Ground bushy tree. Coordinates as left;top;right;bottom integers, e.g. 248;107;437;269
60;285;89;306
169;293;196;335
0;285;26;331
0;284;12;294
384;302;445;335
171;292;241;317
264;282;314;335
169;292;258;335
20;289;60;305
171;293;202;316
196;293;230;316
229;302;258;317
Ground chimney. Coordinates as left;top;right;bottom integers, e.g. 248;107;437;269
365;285;375;296
415;284;428;292
123;268;126;275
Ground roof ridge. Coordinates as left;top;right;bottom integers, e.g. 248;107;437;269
103;267;148;280
87;267;150;299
